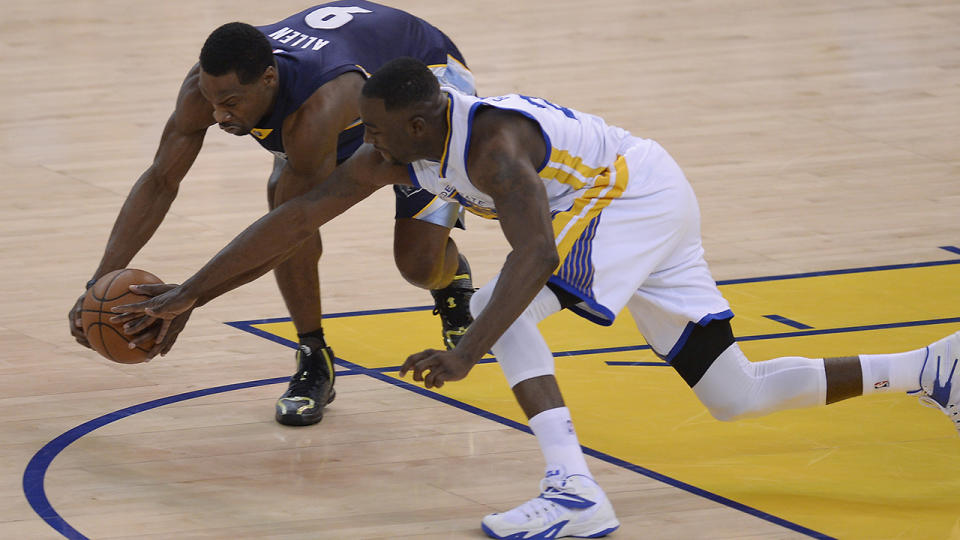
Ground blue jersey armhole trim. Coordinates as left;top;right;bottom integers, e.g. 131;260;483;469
514;110;551;172
464;101;483;172
467;101;552;174
407;165;421;188
537;129;552;172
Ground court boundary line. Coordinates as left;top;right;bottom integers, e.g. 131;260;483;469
25;252;958;538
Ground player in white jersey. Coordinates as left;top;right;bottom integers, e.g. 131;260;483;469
117;58;960;539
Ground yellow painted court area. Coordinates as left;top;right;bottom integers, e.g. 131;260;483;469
247;262;960;539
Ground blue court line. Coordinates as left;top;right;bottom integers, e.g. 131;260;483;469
224;254;960;329
715;256;960;285
606;361;670;366
763;314;813;329
600;316;960;366
21;371;376;540
309;316;960;372
23;376;282;539
21;354;834;539
30;253;959;539
304;356;836;540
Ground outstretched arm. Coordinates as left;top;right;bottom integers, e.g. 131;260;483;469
69;65;213;348
401;108;557;387
115;144;411;332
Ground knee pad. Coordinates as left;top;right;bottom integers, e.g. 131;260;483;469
669;318;735;387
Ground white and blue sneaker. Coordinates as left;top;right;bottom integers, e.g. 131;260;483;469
910;331;960;435
481;474;619;539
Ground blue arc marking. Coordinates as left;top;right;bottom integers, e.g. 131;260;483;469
27;253;960;539
21;359;834;539
23;376;285;540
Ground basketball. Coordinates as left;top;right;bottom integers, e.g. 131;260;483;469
81;268;164;364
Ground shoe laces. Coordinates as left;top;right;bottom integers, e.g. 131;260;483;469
287;346;330;396
510;480;569;523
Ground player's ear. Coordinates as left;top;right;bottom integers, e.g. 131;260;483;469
408;115;426;136
262;65;277;87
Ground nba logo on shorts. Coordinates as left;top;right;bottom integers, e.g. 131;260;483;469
874;379;890;389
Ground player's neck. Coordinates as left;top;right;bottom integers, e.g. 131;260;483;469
424;98;451;161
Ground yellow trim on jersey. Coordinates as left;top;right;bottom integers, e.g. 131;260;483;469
541;149;609;190
250;128;274;140
411;194;442;219
427;54;469;70
342;118;362;131
354;64;371;78
551;155;629;261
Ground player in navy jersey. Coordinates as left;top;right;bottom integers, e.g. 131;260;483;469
67;3;477;426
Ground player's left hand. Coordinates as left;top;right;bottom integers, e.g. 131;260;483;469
400;348;475;389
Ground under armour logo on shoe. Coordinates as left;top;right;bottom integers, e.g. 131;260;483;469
447;297;457;309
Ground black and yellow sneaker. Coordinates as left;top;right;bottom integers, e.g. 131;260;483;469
430;254;475;350
275;344;336;426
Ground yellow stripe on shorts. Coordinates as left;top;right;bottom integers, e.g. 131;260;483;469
551;154;629;263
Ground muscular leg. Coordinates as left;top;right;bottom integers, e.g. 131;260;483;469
267;167;324;337
472;283;620;538
393;218;459;290
470;283;592;477
672;319;929;421
267;157;334;426
392;194;475;350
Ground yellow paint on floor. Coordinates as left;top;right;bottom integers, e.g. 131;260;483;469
246;263;960;539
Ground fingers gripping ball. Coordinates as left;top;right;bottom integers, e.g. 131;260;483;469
81;269;163;364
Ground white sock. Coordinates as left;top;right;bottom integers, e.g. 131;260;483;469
528;407;592;481
860;348;927;394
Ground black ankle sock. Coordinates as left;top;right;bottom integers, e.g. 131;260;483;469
297;328;327;348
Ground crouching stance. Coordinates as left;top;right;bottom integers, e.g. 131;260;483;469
116;58;960;539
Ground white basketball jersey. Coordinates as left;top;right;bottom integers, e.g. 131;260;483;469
408;87;651;219
409;87;730;338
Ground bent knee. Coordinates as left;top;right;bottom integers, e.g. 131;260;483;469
395;257;440;289
699;397;752;422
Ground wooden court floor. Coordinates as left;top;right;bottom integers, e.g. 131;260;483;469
1;0;959;538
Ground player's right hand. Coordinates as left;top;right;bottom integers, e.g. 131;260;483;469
69;292;91;349
111;283;198;353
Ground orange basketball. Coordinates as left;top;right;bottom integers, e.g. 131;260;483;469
81;268;164;364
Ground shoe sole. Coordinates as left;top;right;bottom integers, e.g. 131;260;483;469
275;388;336;426
481;520;619;539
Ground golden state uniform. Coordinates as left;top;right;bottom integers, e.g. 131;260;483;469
408;88;733;359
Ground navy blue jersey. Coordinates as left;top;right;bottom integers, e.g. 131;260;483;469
248;1;468;162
